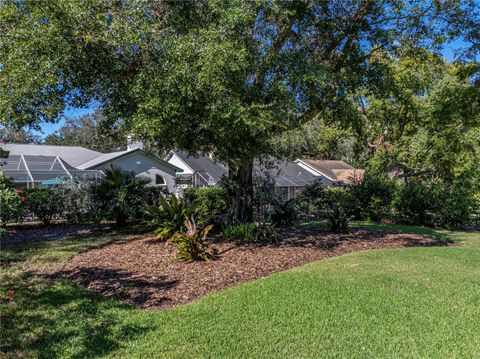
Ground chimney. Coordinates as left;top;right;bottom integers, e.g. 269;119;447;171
127;134;144;151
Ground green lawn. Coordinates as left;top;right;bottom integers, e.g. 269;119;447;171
1;223;479;358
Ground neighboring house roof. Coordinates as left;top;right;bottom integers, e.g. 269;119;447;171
167;150;333;188
296;159;362;182
259;160;332;188
78;148;183;172
171;150;228;181
2;143;102;167
3;144;183;173
333;169;365;184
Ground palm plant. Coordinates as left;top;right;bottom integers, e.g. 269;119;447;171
269;199;299;227
144;193;201;240
326;202;349;234
94;167;149;227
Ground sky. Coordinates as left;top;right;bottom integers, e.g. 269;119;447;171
34;38;477;138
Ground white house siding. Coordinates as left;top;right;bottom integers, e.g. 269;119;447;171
92;152;177;192
167;153;194;175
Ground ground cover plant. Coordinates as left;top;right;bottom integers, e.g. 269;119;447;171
1;222;479;358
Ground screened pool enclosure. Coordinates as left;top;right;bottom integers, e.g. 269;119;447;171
0;154;104;188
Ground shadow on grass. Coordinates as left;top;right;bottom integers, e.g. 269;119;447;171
0;272;151;359
302;221;455;242
43;267;178;308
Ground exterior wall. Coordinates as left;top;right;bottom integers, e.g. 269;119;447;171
92;152;177;192
167;153;194;175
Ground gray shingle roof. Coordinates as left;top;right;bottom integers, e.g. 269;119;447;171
172;151;330;188
174;150;228;181
76;150;126;169
2;143;103;167
258;159;332;188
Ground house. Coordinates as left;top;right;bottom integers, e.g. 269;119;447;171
0;142;183;190
165;150;332;199
263;159;333;199
165;150;228;188
295;159;364;185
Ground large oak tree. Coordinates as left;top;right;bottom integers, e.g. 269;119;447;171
1;0;479;222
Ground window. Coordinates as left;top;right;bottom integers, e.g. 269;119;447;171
155;174;166;185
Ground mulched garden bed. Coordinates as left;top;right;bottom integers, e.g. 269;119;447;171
2;222;115;246
49;226;453;310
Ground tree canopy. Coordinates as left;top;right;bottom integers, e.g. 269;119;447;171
44;110;124;153
1;0;479;221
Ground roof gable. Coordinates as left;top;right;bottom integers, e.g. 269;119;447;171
171;150;227;180
78;148;183;173
297;159;354;180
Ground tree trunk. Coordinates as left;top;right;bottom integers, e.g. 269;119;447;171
227;159;254;223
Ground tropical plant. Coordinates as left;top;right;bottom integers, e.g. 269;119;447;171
25;189;63;225
171;216;216;261
144;193;200;241
93;168;149;227
296;181;327;217
269;199;299;227
326;203;349;234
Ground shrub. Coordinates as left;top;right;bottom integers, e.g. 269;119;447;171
144;193;200;240
326;203;349;233
184;187;228;218
25;189;64;225
143;186;169;207
392;181;437;226
393;181;475;229
222;222;276;242
346;173;395;222
434;186;473;229
269;199;299;227
0;188;24;226
0;227;10;239
0;172;15;190
58;185;97;224
171;216;216;261
93;168;149;227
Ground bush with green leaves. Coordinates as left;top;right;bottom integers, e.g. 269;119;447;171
269;199;299;227
345;173;396;222
144;193;201;241
434;185;474;229
184;187;228;217
326;203;349;233
93;168;149;227
56;185;97;224
25;189;64;225
392;180;475;229
171;216;216;261
0;188;24;226
222;222;276;242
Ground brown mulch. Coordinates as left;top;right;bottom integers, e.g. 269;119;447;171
2;222;115;246
46;226;453;310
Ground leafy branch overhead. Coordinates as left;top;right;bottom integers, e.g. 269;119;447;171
1;0;479;222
